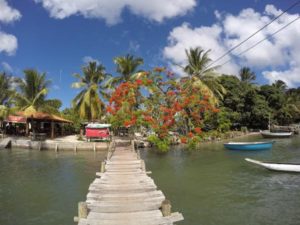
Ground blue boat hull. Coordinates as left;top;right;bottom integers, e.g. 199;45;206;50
224;142;274;151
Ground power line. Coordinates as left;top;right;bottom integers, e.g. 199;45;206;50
219;15;300;68
207;0;300;68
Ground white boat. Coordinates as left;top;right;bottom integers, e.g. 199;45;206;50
260;130;292;138
245;158;300;172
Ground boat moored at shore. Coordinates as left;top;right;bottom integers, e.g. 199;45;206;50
224;141;275;151
260;130;293;138
245;158;300;172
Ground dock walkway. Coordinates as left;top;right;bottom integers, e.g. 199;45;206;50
75;138;183;225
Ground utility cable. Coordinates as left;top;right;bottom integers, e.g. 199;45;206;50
207;0;300;68
219;15;300;68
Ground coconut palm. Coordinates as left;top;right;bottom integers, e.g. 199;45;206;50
72;61;109;121
239;67;256;84
106;54;144;88
0;73;15;128
15;69;61;114
272;80;287;92
183;47;225;104
0;72;15;106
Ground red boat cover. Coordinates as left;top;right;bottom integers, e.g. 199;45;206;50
86;127;110;138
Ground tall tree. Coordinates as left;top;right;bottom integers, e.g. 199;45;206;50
0;72;15;106
72;61;109;121
0;72;16;128
15;69;61;114
106;54;144;88
272;80;287;92
183;47;225;103
239;67;256;84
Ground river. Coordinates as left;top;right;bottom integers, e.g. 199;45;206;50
1;135;300;225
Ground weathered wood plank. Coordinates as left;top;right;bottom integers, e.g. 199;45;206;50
76;139;183;225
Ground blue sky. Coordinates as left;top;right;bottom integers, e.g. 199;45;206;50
0;0;299;109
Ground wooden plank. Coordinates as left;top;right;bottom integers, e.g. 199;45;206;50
87;196;165;204
76;139;183;225
86;190;164;199
79;212;183;225
87;210;162;220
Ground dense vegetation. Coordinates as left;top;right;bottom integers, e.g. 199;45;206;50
1;47;300;151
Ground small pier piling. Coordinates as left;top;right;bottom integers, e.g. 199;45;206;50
75;138;183;225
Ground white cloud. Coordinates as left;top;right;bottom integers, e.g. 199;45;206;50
34;0;196;25
0;0;21;23
163;5;300;87
163;23;239;76
82;56;100;65
0;1;21;56
1;61;13;72
262;67;300;87
0;32;17;55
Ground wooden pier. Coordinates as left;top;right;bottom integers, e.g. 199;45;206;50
75;138;184;225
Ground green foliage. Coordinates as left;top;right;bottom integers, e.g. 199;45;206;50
147;135;170;153
15;69;61;114
241;126;248;133
61;107;83;133
220;74;272;129
183;47;225;103
187;136;201;150
239;67;256;84
204;108;232;132
72;61;109;121
106;54;144;89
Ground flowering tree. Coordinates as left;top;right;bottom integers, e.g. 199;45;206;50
107;67;219;152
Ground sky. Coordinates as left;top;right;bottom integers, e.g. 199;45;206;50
0;0;299;109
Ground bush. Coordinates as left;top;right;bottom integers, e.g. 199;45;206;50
147;135;170;153
241;126;248;133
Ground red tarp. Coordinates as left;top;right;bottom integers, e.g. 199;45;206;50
6;115;27;124
86;127;110;138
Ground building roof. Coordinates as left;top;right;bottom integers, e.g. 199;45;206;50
5;115;27;124
15;111;73;123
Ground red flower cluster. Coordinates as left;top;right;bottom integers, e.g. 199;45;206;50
194;127;202;134
180;137;187;144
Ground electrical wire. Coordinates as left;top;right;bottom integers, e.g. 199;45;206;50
219;15;300;68
207;0;300;68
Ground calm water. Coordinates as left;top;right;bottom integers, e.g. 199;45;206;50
1;135;300;225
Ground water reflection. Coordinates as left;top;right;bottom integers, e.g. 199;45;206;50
0;149;105;225
141;135;300;225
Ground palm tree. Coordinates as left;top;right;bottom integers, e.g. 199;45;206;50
72;61;109;121
0;72;16;131
15;69;61;114
272;80;287;92
239;67;256;84
183;47;225;103
106;54;144;88
0;72;15;106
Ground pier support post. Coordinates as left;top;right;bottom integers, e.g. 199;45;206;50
93;143;96;152
161;199;171;217
101;161;106;173
78;201;88;219
55;143;58;152
74;143;77;153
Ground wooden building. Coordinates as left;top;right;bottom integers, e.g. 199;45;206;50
5;111;72;139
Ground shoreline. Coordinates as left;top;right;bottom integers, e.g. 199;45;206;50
1;135;109;152
1;132;262;152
